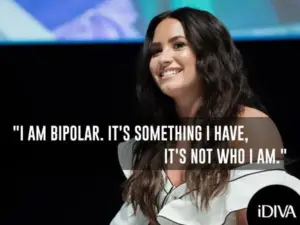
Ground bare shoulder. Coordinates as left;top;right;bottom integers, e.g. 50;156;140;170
238;106;279;139
234;106;284;161
237;106;281;141
239;106;268;118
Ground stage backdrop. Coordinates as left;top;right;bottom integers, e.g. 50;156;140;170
0;0;300;42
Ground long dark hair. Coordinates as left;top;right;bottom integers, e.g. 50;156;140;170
122;7;264;224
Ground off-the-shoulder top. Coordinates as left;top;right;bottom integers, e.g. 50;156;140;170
110;139;300;225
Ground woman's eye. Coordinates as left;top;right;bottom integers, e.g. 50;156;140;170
173;42;185;50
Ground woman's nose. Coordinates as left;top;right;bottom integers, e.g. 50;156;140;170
158;49;173;66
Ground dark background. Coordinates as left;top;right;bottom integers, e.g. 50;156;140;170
1;40;300;225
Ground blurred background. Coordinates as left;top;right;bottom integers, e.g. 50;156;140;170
1;0;300;225
0;0;300;42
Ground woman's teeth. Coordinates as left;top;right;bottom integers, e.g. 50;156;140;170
161;69;182;77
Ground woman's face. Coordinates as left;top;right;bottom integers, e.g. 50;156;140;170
149;18;200;98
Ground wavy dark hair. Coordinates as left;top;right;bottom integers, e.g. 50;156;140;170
122;7;264;224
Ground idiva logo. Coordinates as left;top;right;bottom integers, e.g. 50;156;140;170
257;204;296;218
247;185;300;225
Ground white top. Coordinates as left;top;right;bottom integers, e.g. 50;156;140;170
110;139;300;225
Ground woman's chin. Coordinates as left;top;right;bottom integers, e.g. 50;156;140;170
160;84;183;98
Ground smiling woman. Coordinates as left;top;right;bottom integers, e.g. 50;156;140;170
110;7;300;225
149;19;201;101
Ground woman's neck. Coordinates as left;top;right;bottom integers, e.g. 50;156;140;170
175;95;203;119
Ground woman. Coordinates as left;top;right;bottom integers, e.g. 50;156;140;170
110;7;300;225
